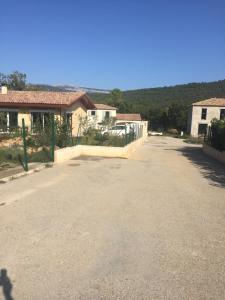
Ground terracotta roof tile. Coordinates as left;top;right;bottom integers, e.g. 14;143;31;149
0;91;95;108
94;103;117;110
116;113;142;121
193;98;225;107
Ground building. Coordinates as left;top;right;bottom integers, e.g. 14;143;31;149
0;87;95;135
115;113;142;124
188;98;225;137
87;104;117;127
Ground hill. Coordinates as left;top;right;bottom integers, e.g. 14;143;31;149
89;79;225;106
89;79;225;131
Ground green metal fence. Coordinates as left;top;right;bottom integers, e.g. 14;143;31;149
0;116;56;173
76;123;144;147
0;119;144;173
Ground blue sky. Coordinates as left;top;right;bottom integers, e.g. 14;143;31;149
1;0;225;90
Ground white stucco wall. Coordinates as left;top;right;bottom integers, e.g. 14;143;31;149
189;106;225;137
87;109;116;125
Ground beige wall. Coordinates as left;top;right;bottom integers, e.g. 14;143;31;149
190;106;225;137
203;144;225;165
18;110;31;129
64;101;87;136
55;136;146;163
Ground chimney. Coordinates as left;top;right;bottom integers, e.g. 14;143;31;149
1;86;8;94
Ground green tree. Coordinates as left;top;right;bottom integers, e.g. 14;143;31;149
8;71;26;90
108;88;123;107
167;102;188;131
0;73;8;86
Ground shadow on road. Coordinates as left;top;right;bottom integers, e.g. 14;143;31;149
167;146;225;188
0;269;14;300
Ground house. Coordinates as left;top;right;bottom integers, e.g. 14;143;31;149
87;103;117;126
0;86;95;135
115;113;142;124
188;98;225;137
116;113;148;137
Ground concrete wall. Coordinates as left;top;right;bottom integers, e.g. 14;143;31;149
54;137;146;163
190;106;225;137
142;121;148;137
202;143;225;165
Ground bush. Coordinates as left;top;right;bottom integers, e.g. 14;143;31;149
0;146;24;165
209;119;225;151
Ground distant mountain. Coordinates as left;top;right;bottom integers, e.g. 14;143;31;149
56;85;111;94
26;83;110;94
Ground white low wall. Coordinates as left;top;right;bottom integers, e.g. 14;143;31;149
54;137;146;163
203;144;225;165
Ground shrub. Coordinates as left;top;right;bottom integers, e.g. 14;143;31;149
0;146;24;164
207;119;225;151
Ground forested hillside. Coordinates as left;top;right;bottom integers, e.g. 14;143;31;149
89;80;225;131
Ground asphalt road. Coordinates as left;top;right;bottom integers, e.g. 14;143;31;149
0;137;225;300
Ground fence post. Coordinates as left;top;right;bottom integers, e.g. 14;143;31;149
21;118;28;171
50;114;55;162
76;124;81;145
125;125;127;145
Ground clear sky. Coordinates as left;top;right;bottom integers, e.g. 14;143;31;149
1;0;225;90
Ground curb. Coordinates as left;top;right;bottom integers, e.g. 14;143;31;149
0;163;53;183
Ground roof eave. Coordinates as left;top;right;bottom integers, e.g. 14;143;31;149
0;102;67;109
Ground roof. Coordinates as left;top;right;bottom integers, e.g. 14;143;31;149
0;91;95;109
116;113;142;121
94;103;117;110
192;98;225;107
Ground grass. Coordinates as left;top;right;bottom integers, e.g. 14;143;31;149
0;146;24;165
0;146;51;170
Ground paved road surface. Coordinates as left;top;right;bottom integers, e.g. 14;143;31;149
0;137;225;300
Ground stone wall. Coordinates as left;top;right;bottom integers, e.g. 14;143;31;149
203;143;225;165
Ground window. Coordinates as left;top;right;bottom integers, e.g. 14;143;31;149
198;124;208;135
0;111;18;131
91;110;96;116
105;111;110;119
201;108;207;120
0;112;7;130
63;113;72;128
31;112;43;130
31;112;52;131
220;109;225;120
9;112;18;128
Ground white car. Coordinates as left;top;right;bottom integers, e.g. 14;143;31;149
148;131;163;136
102;124;135;136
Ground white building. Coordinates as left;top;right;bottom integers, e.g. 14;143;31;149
188;98;225;137
116;113;148;138
115;113;142;125
87;104;117;127
87;104;148;137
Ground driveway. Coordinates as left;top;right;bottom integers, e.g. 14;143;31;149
0;137;225;300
